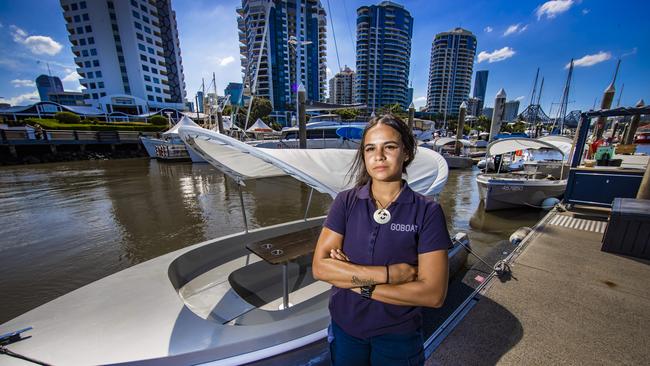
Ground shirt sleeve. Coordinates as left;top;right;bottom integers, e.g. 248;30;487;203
323;191;348;236
418;201;452;253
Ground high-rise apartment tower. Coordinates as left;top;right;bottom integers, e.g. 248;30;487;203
356;1;413;112
426;27;477;116
328;66;355;105
237;0;327;123
60;0;186;111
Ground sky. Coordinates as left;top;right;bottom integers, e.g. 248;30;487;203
1;0;648;115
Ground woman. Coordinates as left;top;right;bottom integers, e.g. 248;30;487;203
312;114;451;365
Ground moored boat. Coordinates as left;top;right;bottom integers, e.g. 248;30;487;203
477;138;568;211
0;128;468;366
140;116;205;162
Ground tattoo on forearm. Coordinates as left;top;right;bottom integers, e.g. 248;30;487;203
351;276;376;286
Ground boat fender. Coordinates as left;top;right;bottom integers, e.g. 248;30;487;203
541;197;560;210
509;226;532;245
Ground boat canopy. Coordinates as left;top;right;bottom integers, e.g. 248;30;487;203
432;137;471;148
163;115;201;136
178;126;448;198
487;138;563;157
246;118;273;133
537;135;573;157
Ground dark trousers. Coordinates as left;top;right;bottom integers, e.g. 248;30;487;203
328;321;424;366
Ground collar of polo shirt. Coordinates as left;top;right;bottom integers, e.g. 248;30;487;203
356;179;415;204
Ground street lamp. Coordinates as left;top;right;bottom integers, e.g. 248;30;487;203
288;35;312;123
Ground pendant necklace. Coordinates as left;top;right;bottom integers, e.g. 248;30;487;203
372;185;403;225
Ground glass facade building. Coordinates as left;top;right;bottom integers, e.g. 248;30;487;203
238;0;327;123
36;75;64;102
472;70;488;113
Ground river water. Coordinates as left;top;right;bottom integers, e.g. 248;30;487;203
0;158;546;324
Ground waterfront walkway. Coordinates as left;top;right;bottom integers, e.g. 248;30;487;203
429;208;650;365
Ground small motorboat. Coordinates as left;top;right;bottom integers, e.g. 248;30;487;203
0;128;468;366
477;138;568;211
140;116;205;162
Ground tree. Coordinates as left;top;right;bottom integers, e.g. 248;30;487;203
149;115;168;126
236;97;273;128
332;108;359;120
222;105;233;116
476;115;491;132
380;103;407;118
54;111;81;124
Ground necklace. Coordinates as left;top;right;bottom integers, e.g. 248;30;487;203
372;185;403;225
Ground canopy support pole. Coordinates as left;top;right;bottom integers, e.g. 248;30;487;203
304;187;314;221
238;184;249;233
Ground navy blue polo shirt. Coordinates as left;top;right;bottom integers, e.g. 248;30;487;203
323;180;451;339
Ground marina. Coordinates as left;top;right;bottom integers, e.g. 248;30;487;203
0;0;649;364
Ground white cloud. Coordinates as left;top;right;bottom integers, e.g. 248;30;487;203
621;47;637;58
11;79;35;88
569;51;611;68
62;71;81;82
10;25;28;42
503;23;528;36
326;67;332;76
10;25;62;56
515;96;526;101
219;56;235;66
5;91;39;106
413;96;427;108
477;47;516;63
536;0;574;20
484;26;493;33
582;9;590;15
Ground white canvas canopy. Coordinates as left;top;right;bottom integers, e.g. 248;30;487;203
178;126;448;198
487;138;563;157
432;137;471;148
537;135;573;158
246;118;273;133
163;115;201;136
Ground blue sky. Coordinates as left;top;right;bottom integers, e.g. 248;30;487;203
1;0;648;115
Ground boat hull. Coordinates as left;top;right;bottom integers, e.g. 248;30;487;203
444;155;474;169
0;217;468;366
140;136;194;162
477;173;567;211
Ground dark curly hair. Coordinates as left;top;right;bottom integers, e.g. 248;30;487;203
347;114;416;187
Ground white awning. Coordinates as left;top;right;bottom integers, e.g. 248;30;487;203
178;126;448;198
163;115;201;136
487;138;562;157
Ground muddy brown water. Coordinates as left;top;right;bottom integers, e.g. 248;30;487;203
0;158;545;323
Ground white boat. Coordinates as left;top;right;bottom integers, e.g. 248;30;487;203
140;116;206;162
422;137;474;169
477;138;568;211
0;128;467;365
